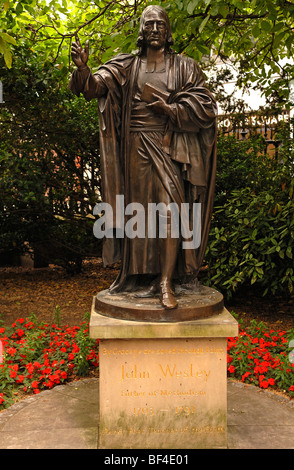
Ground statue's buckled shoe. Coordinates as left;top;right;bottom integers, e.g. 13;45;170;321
159;281;178;310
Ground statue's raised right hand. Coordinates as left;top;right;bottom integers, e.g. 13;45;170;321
71;34;89;68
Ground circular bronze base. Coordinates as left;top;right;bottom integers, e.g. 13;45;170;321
94;284;224;323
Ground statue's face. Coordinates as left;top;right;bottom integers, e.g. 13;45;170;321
142;10;167;50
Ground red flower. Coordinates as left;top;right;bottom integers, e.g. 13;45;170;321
49;374;60;384
26;363;34;374
6;347;17;356
31;381;39;389
44;380;54;388
242;371;251;381
260;380;269;389
228;365;235;373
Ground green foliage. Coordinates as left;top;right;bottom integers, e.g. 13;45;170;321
0;0;293;106
0;44;101;271
214;135;272;202
73;326;94;376
202;130;294;298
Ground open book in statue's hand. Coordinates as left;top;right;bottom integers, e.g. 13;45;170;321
141;82;170;104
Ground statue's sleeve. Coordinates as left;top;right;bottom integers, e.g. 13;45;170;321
68;65;108;101
168;58;217;132
166;57;217;191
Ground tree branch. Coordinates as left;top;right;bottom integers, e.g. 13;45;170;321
73;1;115;37
189;12;269;21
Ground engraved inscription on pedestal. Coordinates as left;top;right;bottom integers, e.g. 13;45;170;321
99;337;227;449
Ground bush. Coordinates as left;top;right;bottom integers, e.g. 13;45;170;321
204;187;294;297
214;134;273;202
202;130;294;298
0;44;101;270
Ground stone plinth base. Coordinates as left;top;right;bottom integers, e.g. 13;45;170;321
90;299;238;449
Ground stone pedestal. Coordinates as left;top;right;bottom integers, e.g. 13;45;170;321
90;293;238;449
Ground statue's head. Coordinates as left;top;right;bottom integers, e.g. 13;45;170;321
137;5;174;55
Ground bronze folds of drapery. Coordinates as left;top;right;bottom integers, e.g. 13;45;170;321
69;42;217;296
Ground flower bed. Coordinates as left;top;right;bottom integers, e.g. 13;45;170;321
227;319;294;397
0;315;293;410
0;314;99;409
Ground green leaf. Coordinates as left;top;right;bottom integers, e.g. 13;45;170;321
187;0;196;15
196;42;210;55
255;267;264;275
261;20;272;32
4;49;12;68
24;4;35;14
0;32;16;46
0;36;6;54
252;25;260;38
251;274;257;285
199;14;210;33
15;2;23;14
218;4;229;17
272;22;285;32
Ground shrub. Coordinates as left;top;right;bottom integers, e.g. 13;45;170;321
204;186;294;297
202;130;294;298
0;44;101;270
214;134;274;202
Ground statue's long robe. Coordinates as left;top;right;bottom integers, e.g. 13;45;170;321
69;53;218;291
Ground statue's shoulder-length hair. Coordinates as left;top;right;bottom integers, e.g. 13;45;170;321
136;5;174;56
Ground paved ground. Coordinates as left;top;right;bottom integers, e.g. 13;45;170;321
0;378;293;449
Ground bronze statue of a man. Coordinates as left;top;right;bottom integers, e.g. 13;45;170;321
69;5;217;310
